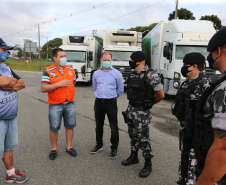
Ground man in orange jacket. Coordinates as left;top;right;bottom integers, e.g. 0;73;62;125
41;48;77;160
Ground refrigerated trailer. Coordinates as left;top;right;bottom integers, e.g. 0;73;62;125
142;20;216;95
103;30;142;81
60;36;102;83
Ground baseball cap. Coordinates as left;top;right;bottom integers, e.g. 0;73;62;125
0;38;13;50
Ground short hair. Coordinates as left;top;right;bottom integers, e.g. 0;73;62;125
101;51;112;58
52;48;64;59
197;62;205;72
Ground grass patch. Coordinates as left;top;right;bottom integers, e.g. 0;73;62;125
5;60;54;72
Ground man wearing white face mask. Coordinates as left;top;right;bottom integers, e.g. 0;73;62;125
91;51;124;159
41;48;77;160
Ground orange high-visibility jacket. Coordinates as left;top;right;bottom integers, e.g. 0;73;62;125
45;63;75;105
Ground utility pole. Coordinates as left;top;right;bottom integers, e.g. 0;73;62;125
92;30;97;36
46;36;48;60
174;0;178;19
38;24;41;70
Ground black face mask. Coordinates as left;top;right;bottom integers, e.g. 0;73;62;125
181;65;192;77
207;53;219;69
129;60;138;69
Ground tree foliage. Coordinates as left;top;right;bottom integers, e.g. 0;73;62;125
42;38;62;51
41;38;62;59
128;23;158;37
94;36;103;46
200;15;223;30
168;8;195;21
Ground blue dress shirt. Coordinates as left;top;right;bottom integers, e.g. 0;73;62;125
92;66;124;99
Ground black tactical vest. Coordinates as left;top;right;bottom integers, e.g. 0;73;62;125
127;69;155;102
172;73;207;122
194;72;226;162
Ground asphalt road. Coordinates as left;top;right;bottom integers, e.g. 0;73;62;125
0;70;181;185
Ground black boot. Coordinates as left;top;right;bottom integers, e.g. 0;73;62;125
139;158;152;178
122;151;139;166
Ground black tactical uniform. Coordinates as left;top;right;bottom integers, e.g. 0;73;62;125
172;52;209;185
193;27;226;185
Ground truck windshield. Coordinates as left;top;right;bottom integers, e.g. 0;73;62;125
109;51;133;61
65;51;86;62
175;46;209;60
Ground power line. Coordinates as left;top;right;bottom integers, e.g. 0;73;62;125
47;0;168;35
2;0;117;39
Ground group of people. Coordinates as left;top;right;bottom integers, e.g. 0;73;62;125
173;27;226;185
0;26;226;184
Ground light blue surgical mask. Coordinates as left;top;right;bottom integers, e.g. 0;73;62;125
60;58;67;66
0;51;9;62
102;61;111;69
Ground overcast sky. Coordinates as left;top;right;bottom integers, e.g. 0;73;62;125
1;0;226;48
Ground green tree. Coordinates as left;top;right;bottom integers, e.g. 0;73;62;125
42;38;62;60
168;8;195;21
200;15;223;30
128;23;158;37
13;44;23;58
94;36;103;46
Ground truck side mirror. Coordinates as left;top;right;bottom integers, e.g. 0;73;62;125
163;43;172;62
88;51;93;61
81;65;86;75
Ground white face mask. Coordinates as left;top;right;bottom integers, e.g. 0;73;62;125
60;58;67;66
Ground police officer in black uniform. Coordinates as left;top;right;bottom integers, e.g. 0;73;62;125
172;52;209;185
121;51;164;178
194;27;226;185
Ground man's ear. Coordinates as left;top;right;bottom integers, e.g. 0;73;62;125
193;64;198;70
216;46;222;57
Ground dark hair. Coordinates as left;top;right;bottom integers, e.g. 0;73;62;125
197;62;205;71
52;48;64;59
101;51;112;58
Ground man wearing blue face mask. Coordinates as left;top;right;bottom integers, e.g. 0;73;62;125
41;48;77;160
0;38;28;183
91;51;124;159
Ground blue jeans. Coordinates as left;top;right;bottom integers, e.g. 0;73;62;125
49;102;76;132
0;118;19;158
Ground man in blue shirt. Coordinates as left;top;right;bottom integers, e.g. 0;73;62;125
0;38;27;183
91;51;124;159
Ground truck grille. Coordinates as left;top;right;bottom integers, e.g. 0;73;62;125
113;65;132;79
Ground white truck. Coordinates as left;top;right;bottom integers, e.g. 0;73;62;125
142;20;216;95
60;36;102;83
103;30;142;81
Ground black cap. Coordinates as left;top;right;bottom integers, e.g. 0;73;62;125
207;27;226;52
0;38;13;50
130;51;146;62
183;52;205;65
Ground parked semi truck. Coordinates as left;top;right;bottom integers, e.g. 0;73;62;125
60;36;102;83
142;20;216;95
103;30;142;81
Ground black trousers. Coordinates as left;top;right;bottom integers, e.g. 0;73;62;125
94;98;119;149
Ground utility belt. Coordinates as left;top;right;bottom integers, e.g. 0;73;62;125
96;98;116;103
129;100;152;110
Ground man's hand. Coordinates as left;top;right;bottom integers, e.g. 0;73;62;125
41;80;72;93
58;80;72;87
